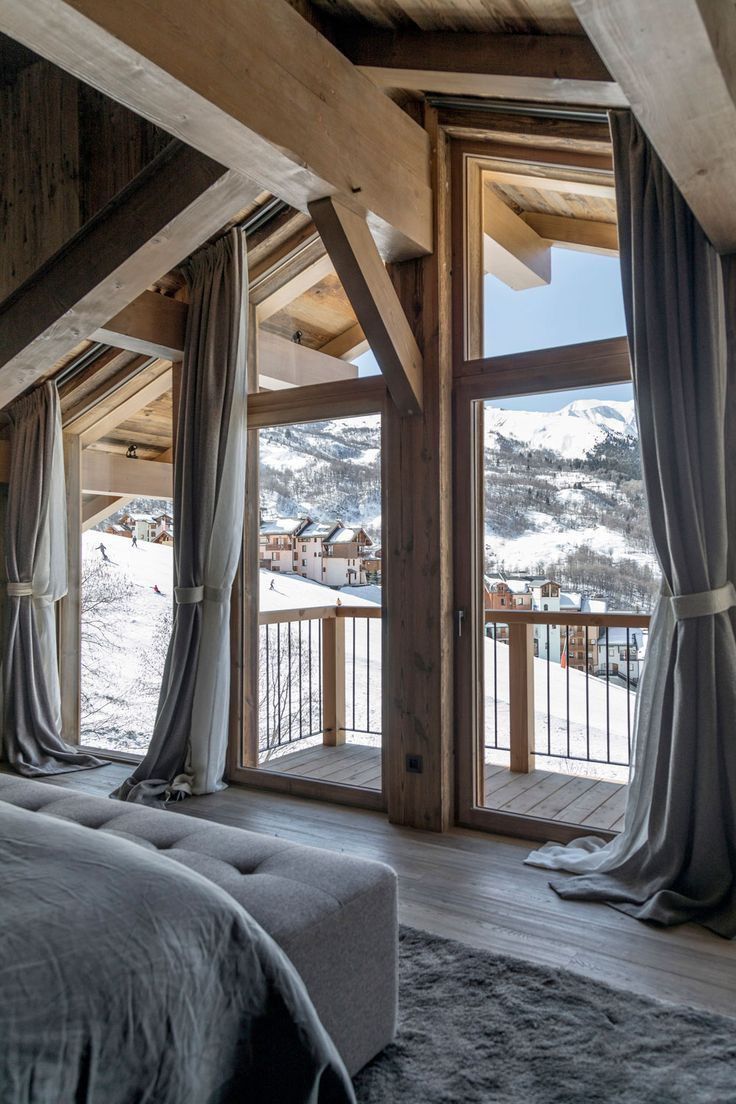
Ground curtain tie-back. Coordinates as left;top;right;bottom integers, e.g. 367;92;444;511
174;584;230;605
7;581;34;597
669;581;736;620
6;580;54;605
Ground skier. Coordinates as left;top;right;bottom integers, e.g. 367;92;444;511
153;584;163;596
269;579;275;590
131;534;138;549
96;542;110;562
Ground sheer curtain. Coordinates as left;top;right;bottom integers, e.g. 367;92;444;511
527;111;736;937
112;230;248;803
1;382;102;775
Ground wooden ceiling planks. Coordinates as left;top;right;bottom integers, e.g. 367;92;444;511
305;0;581;33
489;181;617;223
260;274;359;350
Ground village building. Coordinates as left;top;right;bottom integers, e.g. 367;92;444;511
260;515;373;587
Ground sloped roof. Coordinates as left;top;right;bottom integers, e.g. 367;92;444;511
260;516;308;537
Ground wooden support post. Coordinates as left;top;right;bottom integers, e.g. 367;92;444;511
321;615;346;746
228;305;260;774
59;434;82;743
508;621;535;774
384;106;453;831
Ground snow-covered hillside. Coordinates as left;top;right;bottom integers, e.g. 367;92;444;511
486;398;636;460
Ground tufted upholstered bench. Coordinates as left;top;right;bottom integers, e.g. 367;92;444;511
0;774;398;1075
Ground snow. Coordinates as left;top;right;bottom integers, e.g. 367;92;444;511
260;570;378;612
81;530;173;753
260;517;307;536
486;398;636;460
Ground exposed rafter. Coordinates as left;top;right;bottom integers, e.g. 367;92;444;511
0;0;432;259
0;142;259;409
335;28;626;108
483;188;551;289
522;212;618;256
572;0;736;253
81;451;172;498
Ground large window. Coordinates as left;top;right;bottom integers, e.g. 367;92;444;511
455;145;656;841
250;412;383;795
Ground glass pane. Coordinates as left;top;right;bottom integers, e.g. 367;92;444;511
256;413;382;792
484;248;626;358
81;497;173;753
478;385;658;830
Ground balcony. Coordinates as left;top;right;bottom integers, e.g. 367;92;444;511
255;602;650;830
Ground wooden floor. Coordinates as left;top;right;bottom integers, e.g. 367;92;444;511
15;761;736;1019
260;742;627;830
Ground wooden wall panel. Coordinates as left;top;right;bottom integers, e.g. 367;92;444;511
0;60;79;300
0;50;170;304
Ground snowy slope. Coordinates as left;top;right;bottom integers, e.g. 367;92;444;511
486;398;636;459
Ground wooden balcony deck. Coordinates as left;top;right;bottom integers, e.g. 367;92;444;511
260;742;627;830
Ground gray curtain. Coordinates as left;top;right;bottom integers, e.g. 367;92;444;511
112;229;248;803
2;382;102;775
527;111;736;937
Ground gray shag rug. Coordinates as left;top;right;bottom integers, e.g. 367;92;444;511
353;927;736;1104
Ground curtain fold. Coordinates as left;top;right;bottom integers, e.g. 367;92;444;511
1;382;102;775
112;229;248;803
526;111;736;937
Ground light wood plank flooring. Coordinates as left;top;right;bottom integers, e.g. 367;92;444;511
258;742;627;830
13;762;736;1020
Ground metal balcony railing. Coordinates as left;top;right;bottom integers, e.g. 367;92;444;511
484;609;651;773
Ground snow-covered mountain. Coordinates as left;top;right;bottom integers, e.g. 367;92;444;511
486;399;636;460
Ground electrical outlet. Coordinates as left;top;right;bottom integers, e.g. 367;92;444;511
406;754;423;774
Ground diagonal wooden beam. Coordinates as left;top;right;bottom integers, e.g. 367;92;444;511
571;0;736;252
64;360;173;444
309;196;423;416
0;0;432;259
483;188;551;290
81;494;134;531
335;29;626;107
0;141;260;409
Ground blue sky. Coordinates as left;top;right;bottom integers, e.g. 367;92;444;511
356;247;631;412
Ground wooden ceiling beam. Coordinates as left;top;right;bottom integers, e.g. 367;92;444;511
82;451;172;498
91;291;187;361
483;188;551;289
64;360;172;443
257;330;358;390
484;169;615;198
0;0;432;260
571;0;736;252
335;29;626;107
435;105;612;152
522;212;619;256
0;141;259;409
309;195;422;416
247;375;385;429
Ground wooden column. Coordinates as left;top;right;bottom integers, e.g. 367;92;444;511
321;615;346;746
508;621;535;774
59;434;82;743
384;106;454;831
228;303;260;773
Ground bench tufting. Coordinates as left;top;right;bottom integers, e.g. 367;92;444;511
0;775;398;1075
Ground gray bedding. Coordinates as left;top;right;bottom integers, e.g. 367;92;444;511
0;802;356;1104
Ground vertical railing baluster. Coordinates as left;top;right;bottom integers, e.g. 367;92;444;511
366;616;370;734
546;622;551;756
569;627;573;763
493;627;498;749
352;616;357;734
585;625;590;761
609;631;613;768
287;623;293;743
276;622;282;746
626;627;632;761
318;619;322;737
298;621;303;740
265;625;270;754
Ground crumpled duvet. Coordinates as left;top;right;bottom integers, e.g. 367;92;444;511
0;802;355;1104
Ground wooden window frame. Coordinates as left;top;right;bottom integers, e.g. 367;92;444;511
450;138;634;843
226;368;389;813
